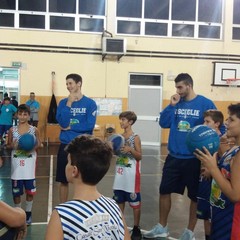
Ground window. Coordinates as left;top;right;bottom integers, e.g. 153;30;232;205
233;0;240;40
116;0;223;39
0;0;106;33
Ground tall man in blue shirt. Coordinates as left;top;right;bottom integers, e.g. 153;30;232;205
56;73;97;203
144;73;217;240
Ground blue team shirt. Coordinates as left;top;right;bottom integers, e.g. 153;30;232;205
56;95;97;144
0;104;17;125
159;95;216;159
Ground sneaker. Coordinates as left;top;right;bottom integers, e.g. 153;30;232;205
179;228;196;240
26;211;32;226
143;223;169;238
131;226;142;240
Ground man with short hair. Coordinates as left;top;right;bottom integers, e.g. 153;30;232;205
144;73;217;240
56;73;97;203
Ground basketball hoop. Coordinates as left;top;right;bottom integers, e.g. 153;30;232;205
226;78;240;88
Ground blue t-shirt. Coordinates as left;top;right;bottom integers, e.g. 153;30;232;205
56;95;97;144
0;104;17;125
159;95;216;159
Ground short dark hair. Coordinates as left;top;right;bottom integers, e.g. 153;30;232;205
17;104;30;115
4;97;10;101
175;73;193;87
119;111;137;125
12;96;16;100
66;73;82;84
228;103;240;119
65;135;113;185
204;110;224;128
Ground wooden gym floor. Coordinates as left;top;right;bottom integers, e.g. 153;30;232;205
0;144;205;239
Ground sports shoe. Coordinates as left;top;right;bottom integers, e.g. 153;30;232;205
131;225;142;240
143;223;169;238
179;228;196;240
26;211;32;226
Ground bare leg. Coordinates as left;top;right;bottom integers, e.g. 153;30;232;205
26;194;33;202
133;208;141;226
187;200;198;231
59;182;68;203
14;196;21;205
118;203;125;213
204;220;211;236
159;194;171;227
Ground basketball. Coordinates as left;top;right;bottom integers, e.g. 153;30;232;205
186;125;220;155
18;133;36;151
108;134;125;155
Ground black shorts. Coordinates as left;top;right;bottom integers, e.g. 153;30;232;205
56;143;68;184
159;154;201;202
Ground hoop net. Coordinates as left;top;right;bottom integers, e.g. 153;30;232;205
226;78;240;88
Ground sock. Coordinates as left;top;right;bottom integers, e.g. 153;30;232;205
15;203;21;208
25;200;33;212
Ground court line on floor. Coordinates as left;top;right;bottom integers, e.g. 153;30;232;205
47;155;54;222
28;224;177;239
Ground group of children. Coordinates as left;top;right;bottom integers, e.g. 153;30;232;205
1;101;240;240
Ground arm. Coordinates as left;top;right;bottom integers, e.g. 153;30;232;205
0;201;26;228
159;105;176;128
0;201;27;240
34;127;42;149
6;127;17;150
45;210;63;240
31;102;40;113
121;135;142;161
159;93;180;128
195;147;240;202
56;100;71;128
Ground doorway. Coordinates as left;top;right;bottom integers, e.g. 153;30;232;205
128;73;162;146
0;67;20;102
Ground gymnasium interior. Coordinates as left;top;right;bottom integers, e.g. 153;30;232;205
1;0;240;239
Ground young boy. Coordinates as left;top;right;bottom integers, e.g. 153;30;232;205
7;104;41;225
197;110;224;240
113;111;142;240
195;103;240;240
45;135;130;240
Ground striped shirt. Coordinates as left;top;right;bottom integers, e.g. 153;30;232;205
113;133;141;193
55;196;125;240
11;126;37;180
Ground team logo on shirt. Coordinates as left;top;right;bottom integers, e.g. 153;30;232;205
177;120;191;132
210;180;225;209
116;156;131;167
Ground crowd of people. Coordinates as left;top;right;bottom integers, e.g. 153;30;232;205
0;72;240;240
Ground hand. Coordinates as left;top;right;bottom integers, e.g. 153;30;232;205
15;223;27;240
12;139;18;150
201;166;211;180
120;145;131;154
170;94;180;106
194;147;218;173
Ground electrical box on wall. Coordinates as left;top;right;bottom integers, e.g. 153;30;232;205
102;37;127;61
